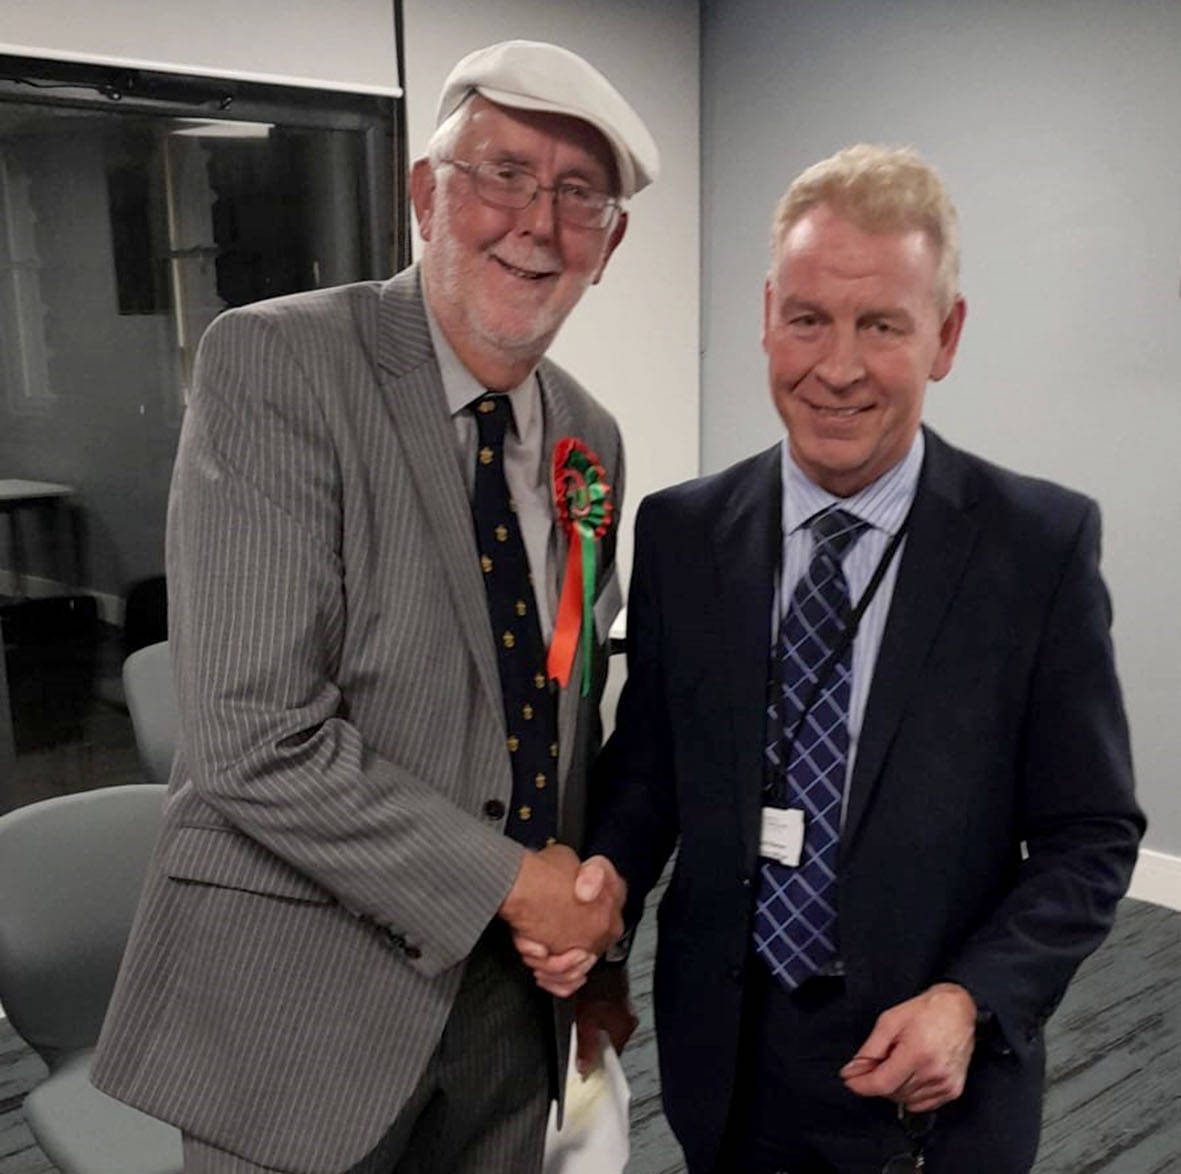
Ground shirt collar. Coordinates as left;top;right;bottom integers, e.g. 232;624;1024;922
424;296;539;436
780;429;925;539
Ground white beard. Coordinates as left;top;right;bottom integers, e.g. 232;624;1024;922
427;195;592;357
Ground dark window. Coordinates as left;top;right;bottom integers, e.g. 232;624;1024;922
0;54;407;811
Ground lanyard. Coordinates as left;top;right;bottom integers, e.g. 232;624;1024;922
765;506;913;797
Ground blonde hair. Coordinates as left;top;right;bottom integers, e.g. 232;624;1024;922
771;144;959;313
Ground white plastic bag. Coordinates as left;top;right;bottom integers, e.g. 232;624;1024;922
542;1029;630;1174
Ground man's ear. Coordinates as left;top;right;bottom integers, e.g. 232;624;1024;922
409;158;438;241
591;210;628;285
930;296;967;381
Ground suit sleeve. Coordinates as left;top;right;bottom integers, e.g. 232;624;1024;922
941;501;1144;1055
588;496;682;928
168;308;524;979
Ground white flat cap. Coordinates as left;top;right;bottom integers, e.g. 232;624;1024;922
436;39;660;198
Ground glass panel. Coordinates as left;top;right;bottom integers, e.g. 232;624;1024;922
0;70;399;811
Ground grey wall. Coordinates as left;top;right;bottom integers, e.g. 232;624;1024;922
701;0;1181;855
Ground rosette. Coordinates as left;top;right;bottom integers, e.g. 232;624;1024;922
547;437;614;694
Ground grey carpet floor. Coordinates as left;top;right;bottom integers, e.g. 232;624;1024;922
619;893;1181;1174
2;896;1178;1173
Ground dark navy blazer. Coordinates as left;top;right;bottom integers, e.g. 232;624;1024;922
589;427;1143;1174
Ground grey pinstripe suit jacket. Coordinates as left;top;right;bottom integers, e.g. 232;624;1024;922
91;267;624;1174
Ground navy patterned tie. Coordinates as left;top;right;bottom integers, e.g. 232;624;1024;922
469;394;559;850
753;507;867;989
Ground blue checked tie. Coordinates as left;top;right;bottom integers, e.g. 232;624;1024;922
753;507;867;989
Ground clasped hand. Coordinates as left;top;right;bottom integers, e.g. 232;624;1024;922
498;844;625;998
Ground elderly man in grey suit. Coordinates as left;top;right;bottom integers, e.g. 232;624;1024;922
92;40;658;1174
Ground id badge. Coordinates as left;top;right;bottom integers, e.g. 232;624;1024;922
760;807;805;867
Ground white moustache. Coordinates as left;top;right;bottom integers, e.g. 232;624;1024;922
491;249;562;278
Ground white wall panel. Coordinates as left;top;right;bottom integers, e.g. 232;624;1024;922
0;0;399;93
701;0;1181;856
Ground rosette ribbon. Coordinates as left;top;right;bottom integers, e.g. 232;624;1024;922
547;437;614;695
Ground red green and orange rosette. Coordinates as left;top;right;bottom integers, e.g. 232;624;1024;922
547;437;614;695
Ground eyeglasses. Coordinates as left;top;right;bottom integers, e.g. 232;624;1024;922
881;1107;935;1173
439;158;619;229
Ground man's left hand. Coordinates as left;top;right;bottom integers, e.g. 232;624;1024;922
574;966;637;1075
840;982;977;1113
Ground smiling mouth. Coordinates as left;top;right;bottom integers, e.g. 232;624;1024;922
492;256;557;281
809;403;872;417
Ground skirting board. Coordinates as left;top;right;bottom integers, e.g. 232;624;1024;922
1127;848;1181;913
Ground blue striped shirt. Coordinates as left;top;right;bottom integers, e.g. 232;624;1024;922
776;431;924;821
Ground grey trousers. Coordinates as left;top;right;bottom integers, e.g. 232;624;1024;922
183;924;552;1174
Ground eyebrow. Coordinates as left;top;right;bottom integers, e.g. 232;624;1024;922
484;149;607;187
859;307;914;325
776;297;825;316
777;296;914;324
487;149;532;165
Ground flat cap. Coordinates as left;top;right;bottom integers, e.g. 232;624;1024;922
436;39;660;198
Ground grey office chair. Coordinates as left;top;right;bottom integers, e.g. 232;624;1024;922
0;785;183;1174
123;641;178;786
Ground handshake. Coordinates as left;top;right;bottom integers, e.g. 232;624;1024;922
498;843;626;998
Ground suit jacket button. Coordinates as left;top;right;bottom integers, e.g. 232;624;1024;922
484;799;505;820
404;944;422;960
740;876;752;889
730;965;743;982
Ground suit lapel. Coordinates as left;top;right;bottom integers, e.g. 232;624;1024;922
374;269;503;728
711;445;781;871
842;430;981;850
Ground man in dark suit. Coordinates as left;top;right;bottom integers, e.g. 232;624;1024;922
93;40;657;1174
565;145;1143;1173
